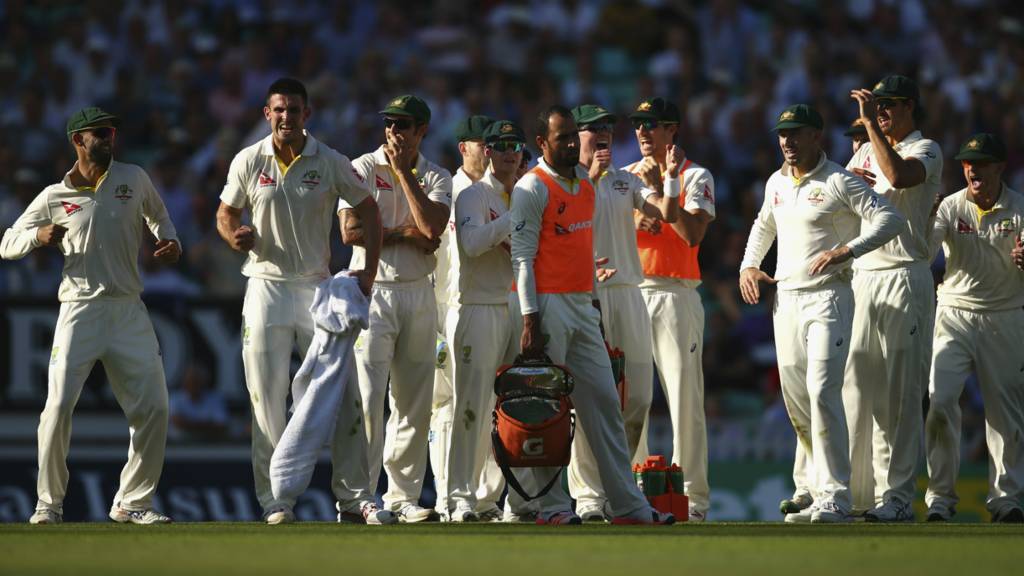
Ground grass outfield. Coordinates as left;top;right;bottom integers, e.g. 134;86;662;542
2;523;1023;576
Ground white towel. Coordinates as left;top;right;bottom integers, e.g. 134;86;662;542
270;271;369;504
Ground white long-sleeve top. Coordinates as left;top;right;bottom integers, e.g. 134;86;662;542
511;158;596;314
847;130;942;270
740;152;904;291
343;146;453;283
221;132;370;282
436;166;476;307
931;185;1024;311
453;169;513;305
1;160;179;302
591;165;680;288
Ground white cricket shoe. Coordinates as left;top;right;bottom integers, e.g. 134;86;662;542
109;506;172;524
577;504;607;523
811;501;852;523
29;509;62;525
336;502;397;525
926;504;954;522
784;507;814;524
266;506;295;525
476;505;503;522
397;503;439;523
780;493;813;515
503;510;537;523
451;507;479;523
864;499;914;523
537;510;583;525
688;509;707;523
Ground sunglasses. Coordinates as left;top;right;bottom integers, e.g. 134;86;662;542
383;117;415;130
89;127;116;139
631;119;659;131
490;141;525;153
580;123;613;133
875;98;907;110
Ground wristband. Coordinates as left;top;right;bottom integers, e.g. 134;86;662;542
664;175;681;199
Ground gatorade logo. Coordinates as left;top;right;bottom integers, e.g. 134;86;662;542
522;438;544;457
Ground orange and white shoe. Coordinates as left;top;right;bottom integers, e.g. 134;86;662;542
536;511;582;525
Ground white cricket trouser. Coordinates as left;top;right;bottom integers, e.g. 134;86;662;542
926;305;1024;516
430;300;454;516
242;278;317;514
844;263;932;510
37;298;168;513
445;303;517;513
774;284;854;513
510;292;650;517
348;277;437;511
641;282;710;513
569;284;653;513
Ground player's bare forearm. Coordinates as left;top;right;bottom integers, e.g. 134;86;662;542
352;197;382;279
215;202;241;244
394;167;448;239
670;209;712;246
339;208;365;246
642;193;679;224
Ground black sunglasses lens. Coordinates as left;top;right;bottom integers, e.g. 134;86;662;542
92;128;113;138
385;118;412;130
632;120;656;130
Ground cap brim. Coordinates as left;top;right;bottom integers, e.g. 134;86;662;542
870;91;913;100
628;111;659;121
773;121;819;131
954;151;1003;162
578;114;617;124
378;107;415;117
843;127;867;137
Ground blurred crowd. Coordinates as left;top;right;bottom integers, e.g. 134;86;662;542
2;0;1019;460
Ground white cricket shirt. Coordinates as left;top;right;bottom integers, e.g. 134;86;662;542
453;169;513;305
345;146;452;283
932;185;1024;311
220;131;370;282
1;160;179;302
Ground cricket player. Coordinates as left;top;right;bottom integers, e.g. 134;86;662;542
566;103;682;522
444;120;528;522
740;104;903;523
217;78;386;525
511;104;674;525
843;75;942;521
925;134;1024;524
624;97;716;522
430;115;493;520
844;119;869;157
1;107;179;524
339;95;452;522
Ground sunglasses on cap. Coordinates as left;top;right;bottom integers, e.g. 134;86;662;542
383;117;415;130
580;123;613;133
489;141;525;153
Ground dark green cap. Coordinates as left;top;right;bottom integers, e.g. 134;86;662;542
773;104;823;131
379;94;431;124
843;119;868;138
871;75;919;101
66;106;120;136
454;115;493;142
628;97;680;123
571;104;617;126
483;120;526;144
954;133;1006;162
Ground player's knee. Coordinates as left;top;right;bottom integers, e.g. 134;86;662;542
43;394;78;420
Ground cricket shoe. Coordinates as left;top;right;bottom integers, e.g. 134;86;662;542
688;510;707;523
503;510;538;523
337;502;397;525
536;511;582;525
780;493;813;515
29;509;62;525
576;503;608;523
451;508;479;523
611;507;676;525
864;499;914;523
266;506;295;525
397;504;440;523
810;501;852;523
926;505;955;522
109;506;172;524
991;507;1024;524
476;505;504;522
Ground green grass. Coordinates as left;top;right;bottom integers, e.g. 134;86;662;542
2;523;1023;576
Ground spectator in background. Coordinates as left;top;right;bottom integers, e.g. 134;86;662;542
169;364;228;442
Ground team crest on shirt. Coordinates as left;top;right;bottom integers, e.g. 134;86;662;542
113;184;133;204
806;188;825;205
375;174;393;191
996;218;1016;237
61;201;82;216
301;170;321;186
612;180;629;195
258;172;276;187
956;218;976;234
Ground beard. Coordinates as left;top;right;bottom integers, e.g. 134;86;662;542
87;143;112;166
